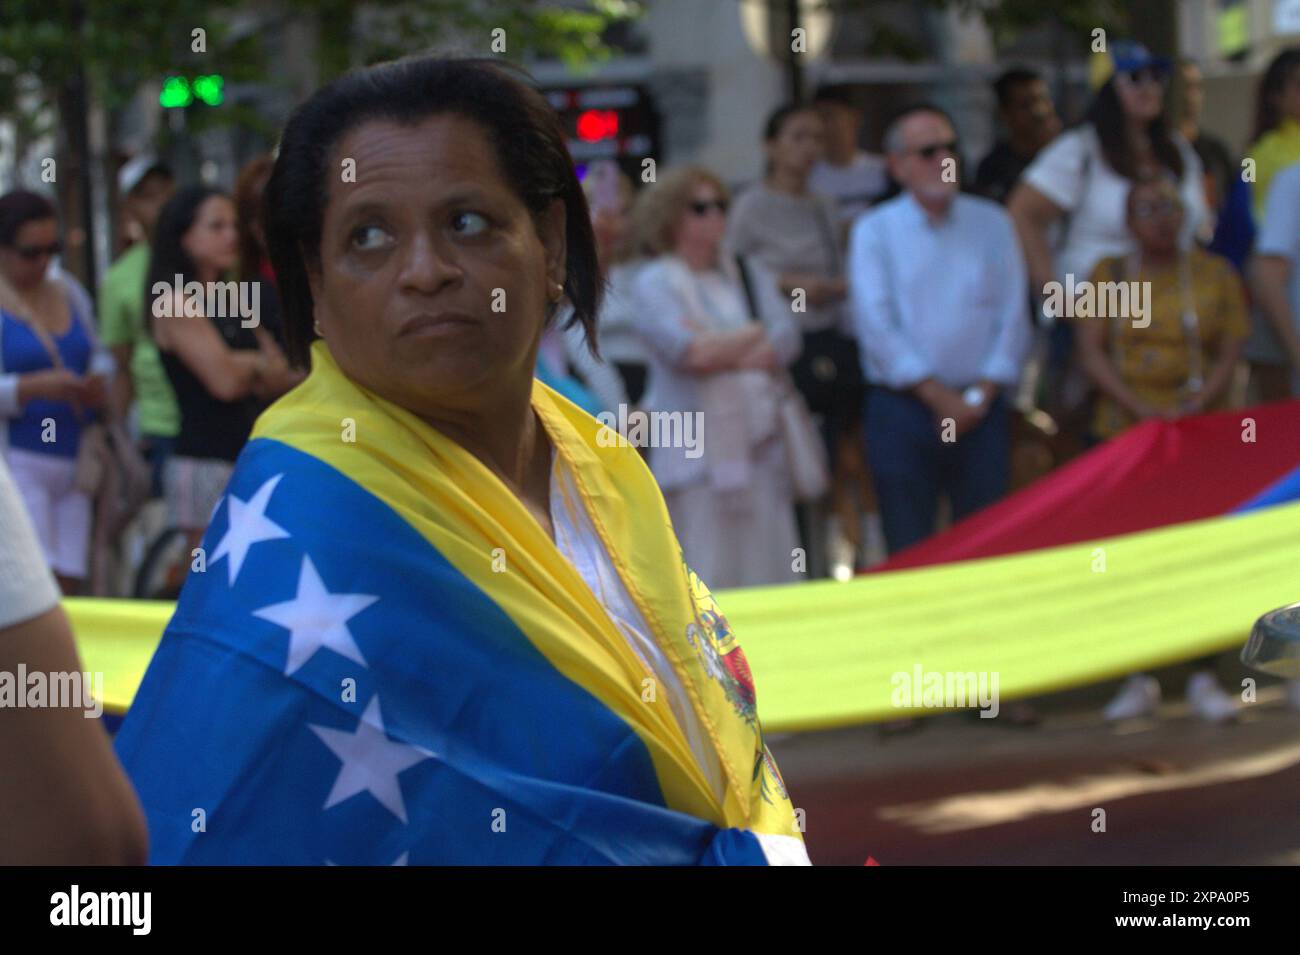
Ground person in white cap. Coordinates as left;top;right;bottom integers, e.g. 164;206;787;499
98;155;178;497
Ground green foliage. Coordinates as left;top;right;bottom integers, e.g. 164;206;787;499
815;0;1132;60
0;0;640;137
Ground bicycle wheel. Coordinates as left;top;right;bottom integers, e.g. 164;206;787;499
133;526;190;600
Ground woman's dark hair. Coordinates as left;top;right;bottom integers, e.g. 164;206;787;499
1084;78;1184;181
235;154;275;283
993;67;1042;109
763;101;817;142
0;190;58;247
262;54;601;368
145;185;228;337
762;101;819;176
1253;47;1300;143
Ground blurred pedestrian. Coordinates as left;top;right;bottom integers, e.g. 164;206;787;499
632;165;803;588
583;160;648;405
0;190;113;595
147;187;297;564
729;102;878;574
809;85;888;234
1242;47;1300;401
1075;175;1247;442
1076;174;1247;723
974;66;1061;205
1009;41;1207;429
1245;47;1300;223
99;155;178;498
1178;59;1253;273
1250;158;1300;711
1252;158;1300;390
0;454;148;864
1250;160;1300;435
849;105;1031;555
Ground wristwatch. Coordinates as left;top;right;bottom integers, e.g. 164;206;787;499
962;385;984;408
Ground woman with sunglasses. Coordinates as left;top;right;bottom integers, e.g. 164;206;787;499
0;190;113;595
1009;42;1207;424
631;165;802;589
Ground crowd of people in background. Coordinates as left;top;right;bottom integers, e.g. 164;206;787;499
556;39;1300;723
1;40;1298;723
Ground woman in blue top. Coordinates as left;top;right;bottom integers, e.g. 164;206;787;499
0;190;110;594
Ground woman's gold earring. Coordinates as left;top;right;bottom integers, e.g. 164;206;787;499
313;320;323;336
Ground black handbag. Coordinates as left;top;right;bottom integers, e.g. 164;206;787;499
785;200;864;418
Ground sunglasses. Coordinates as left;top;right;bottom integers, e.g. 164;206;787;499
689;199;728;216
911;140;958;160
1121;67;1167;87
14;241;62;261
1132;198;1182;219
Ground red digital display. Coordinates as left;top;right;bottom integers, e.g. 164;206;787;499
576;109;620;142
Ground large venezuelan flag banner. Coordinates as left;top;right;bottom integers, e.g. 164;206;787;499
68;401;1300;734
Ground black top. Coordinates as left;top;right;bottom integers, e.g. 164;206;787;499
974;140;1036;205
160;314;260;462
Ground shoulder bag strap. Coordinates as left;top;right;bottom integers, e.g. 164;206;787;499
810;198;842;275
734;254;760;322
10;289;87;419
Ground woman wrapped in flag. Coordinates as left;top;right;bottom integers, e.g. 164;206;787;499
114;55;810;865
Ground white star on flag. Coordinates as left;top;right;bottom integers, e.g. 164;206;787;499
253;555;378;675
210;474;291;586
310;697;434;825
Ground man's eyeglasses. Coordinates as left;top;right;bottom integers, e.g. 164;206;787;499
689;199;728;216
910;140;958;160
1132;198;1182;220
14;241;62;261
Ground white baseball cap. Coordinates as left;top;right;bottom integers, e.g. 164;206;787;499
117;154;173;196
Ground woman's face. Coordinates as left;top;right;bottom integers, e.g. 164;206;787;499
0;217;59;290
766;110;825;178
1128;180;1184;255
592;201;629;263
182;196;239;276
309;113;566;420
672;180;728;258
1114;69;1166;124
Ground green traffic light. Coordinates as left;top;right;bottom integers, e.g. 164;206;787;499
193;75;224;106
160;76;193;108
159;74;223;108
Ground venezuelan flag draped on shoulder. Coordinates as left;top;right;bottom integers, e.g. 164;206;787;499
115;340;807;865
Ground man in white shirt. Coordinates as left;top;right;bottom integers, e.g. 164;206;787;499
847;104;1031;555
1251;160;1300;397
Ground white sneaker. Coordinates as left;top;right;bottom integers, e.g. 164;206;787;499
1103;674;1161;721
1286;680;1300;711
1187;671;1238;723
